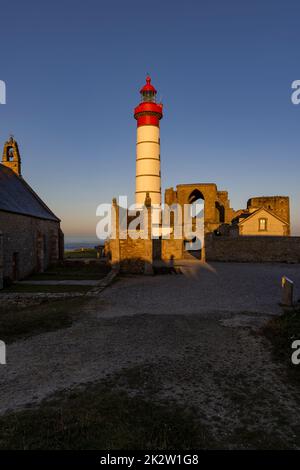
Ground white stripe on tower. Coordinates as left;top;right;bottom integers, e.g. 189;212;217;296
136;125;161;205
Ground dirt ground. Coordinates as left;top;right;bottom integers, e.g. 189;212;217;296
1;262;300;449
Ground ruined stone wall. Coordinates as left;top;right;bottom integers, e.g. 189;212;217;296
206;234;300;263
165;184;235;233
106;201;154;274
0;211;62;281
118;237;183;270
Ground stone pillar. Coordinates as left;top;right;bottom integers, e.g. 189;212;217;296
110;198;120;270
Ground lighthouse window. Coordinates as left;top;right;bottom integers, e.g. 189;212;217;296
142;91;155;102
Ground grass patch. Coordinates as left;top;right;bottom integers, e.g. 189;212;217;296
262;307;300;385
2;284;90;294
0;297;89;343
28;264;109;281
0;383;210;450
64;248;98;259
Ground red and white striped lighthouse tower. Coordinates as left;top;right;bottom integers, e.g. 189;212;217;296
134;76;163;206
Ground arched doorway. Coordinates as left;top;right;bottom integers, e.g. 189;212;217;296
184;189;205;260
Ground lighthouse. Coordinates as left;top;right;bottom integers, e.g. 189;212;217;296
134;76;163;206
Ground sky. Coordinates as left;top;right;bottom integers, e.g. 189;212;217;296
0;0;299;237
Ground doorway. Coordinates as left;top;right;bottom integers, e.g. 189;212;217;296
184;189;205;260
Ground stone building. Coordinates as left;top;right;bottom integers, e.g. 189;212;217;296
233;207;289;236
231;196;290;236
0;137;63;288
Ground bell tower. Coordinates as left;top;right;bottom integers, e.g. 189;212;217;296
2;136;21;176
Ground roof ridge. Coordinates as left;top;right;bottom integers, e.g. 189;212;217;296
238;206;289;226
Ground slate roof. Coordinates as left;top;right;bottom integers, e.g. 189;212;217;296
0;164;60;222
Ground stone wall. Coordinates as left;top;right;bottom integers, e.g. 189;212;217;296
206;234;300;263
161;238;183;261
105;200;154;274
106;235;153;274
119;237;152;273
0;232;3;289
0;211;63;282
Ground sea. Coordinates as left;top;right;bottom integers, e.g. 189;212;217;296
64;237;104;251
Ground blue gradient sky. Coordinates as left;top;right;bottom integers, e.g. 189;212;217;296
0;0;299;236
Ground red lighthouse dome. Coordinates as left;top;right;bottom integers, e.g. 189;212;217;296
140;76;157;95
134;75;163;127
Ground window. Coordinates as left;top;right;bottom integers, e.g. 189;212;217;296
142;91;156;103
259;218;267;231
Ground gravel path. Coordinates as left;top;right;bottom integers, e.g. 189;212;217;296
1;262;300;448
99;261;300;317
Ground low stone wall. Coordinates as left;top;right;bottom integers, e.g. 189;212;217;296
105;236;153;274
205;234;300;263
119;238;149;273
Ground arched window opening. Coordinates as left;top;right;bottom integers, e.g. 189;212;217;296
184;189;205;257
215;201;225;223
